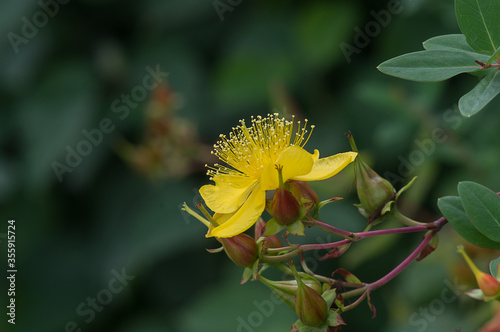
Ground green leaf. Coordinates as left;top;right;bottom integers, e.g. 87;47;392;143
455;0;500;54
458;181;500;242
424;34;480;53
490;256;500;278
377;50;482;82
487;45;500;65
438;196;500;249
458;69;500;116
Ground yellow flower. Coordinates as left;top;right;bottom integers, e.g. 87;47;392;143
200;113;357;238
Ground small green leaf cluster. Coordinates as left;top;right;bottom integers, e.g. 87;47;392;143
378;0;500;117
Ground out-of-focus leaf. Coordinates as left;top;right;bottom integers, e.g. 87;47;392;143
458;69;500;117
455;0;500;54
18;62;98;192
490;256;500;278
438;196;500;249
458;181;500;242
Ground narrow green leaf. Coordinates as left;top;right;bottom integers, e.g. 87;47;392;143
424;34;477;53
458;69;500;116
455;0;500;54
423;34;491;70
377;50;482;82
458;181;500;242
438;196;500;249
490;256;500;278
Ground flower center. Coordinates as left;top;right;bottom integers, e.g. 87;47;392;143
206;113;314;180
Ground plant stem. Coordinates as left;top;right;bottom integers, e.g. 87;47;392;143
305;219;359;240
366;230;435;292
261;218;447;263
341;286;368;300
342;290;368;312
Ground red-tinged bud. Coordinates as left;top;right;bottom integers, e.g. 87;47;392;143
288;180;319;214
254;218;283;248
218;234;258;268
346;132;395;221
457;245;500;298
291;265;328;327
477;273;500;298
262;234;283;249
266;165;301;225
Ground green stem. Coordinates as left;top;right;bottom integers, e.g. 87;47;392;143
341;290;368;312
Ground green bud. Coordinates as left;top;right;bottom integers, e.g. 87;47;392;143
346;132;395;221
218;234;258;268
259;274;323;312
290;265;328;327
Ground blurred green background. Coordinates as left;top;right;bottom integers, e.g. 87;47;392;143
1;0;500;331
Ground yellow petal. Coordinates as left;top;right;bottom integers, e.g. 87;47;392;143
260;146;315;191
208;184;266;238
292;151;357;181
200;177;257;214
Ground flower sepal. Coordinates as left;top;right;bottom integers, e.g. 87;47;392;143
286;219;306;236
241;259;260;285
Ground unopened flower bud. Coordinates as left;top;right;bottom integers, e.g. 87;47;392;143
260;274;323;312
254;219;283;248
291;265;328;327
457;245;500;298
266;165;301;225
218;234;258;268
262;234;283;249
346;132;395;220
288;180;319;214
